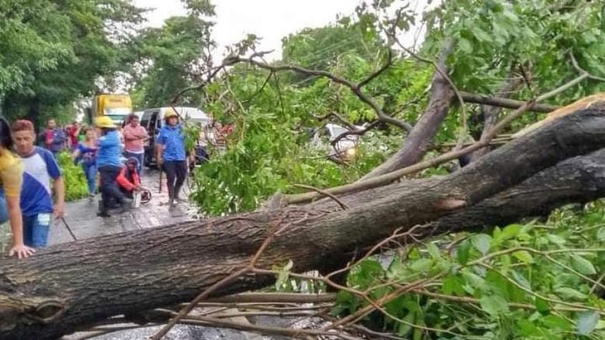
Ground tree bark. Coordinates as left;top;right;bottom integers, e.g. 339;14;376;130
2;105;605;340
361;41;455;179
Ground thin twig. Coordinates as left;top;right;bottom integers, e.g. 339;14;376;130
293;184;349;210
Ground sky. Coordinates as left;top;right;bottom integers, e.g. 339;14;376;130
133;0;434;61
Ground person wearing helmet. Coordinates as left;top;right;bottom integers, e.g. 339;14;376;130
95;116;129;217
155;108;187;208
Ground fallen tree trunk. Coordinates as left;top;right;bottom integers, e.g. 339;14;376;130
2;105;605;339
332;148;605;236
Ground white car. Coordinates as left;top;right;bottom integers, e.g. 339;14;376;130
311;123;362;163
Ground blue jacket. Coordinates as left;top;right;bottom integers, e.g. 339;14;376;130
96;130;122;167
156;124;186;161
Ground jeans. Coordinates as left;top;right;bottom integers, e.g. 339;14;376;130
82;162;97;195
162;160;187;201
0;192;8;225
98;165;125;211
123;151;144;173
23;213;52;248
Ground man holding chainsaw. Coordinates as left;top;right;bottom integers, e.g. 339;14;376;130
116;157;141;199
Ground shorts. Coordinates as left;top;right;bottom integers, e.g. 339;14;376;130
23;213;52;248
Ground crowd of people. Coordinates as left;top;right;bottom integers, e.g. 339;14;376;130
1;108;194;260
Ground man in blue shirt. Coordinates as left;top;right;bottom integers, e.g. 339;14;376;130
155;109;187;209
11;120;65;248
95;116;129;217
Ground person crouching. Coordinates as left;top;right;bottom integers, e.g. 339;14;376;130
116;157;140;199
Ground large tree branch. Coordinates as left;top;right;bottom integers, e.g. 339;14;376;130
224;54;413;132
360;39;455;179
3;103;605;339
459;91;559;113
286;67;591;204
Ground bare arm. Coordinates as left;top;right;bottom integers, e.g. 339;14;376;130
155;144;164;164
71;148;81;160
7;195;35;258
52;177;65;218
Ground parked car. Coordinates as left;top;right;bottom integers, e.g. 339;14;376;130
139;107;212;168
310;123;363;164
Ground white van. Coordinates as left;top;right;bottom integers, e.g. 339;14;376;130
139;107;212;167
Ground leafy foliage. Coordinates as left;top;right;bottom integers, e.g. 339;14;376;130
56;152;88;202
333;204;605;339
130;0;215;108
0;0;145;127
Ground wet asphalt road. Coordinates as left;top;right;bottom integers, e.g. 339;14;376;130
49;168;198;245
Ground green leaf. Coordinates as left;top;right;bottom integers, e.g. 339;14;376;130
597;227;605;241
456;240;471;265
472;28;492;42
546;234;566;245
513;250;534;264
458;37;473;54
479;295;509;316
442;275;466;296
576;311;599;335
542;315;572;331
409;258;433;272
535;297;550;315
462;271;486;292
471;234;492;255
511;270;531;289
500;224;522;241
555;287;587;300
571;255;597;275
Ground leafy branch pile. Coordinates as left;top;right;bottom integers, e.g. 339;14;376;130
332;205;605;339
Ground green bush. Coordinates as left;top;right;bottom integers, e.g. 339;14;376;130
55;151;89;201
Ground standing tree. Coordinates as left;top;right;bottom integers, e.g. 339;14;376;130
0;0;145;127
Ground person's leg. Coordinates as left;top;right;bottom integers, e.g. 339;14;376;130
98;167;112;216
0;192;8;225
174;161;188;202
30;213;51;248
83;163;95;196
22;215;35;247
106;166;127;205
163;161;177;203
135;153;143;174
89;164;97;194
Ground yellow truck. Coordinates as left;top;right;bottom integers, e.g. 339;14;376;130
85;94;133;126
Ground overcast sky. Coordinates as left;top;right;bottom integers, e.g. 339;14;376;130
133;0;434;61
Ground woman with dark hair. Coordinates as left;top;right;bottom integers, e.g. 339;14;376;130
95;116;128;217
0;116;35;258
72;126;98;199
